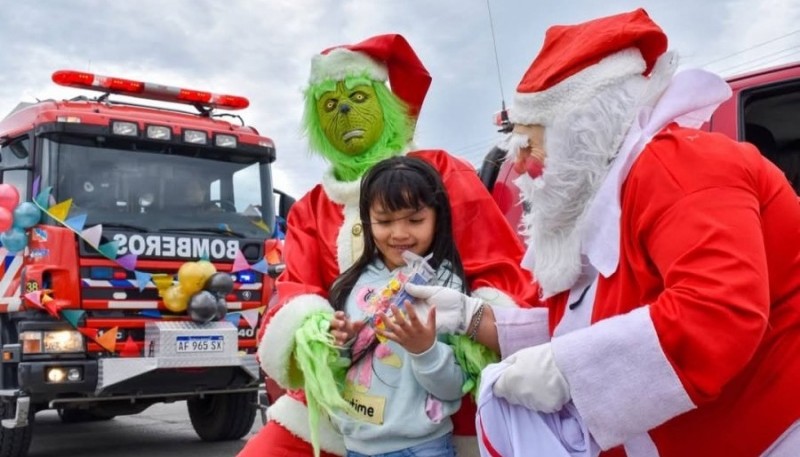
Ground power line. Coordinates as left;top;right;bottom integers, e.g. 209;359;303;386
702;29;800;69
715;45;800;75
721;48;800;76
485;0;506;105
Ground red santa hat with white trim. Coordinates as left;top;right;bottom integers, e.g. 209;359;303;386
308;34;432;118
509;8;668;126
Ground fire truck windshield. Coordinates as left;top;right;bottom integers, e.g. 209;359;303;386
40;137;274;241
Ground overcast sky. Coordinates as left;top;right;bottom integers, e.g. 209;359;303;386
1;0;799;200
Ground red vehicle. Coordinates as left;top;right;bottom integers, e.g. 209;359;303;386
483;61;800;229
0;70;291;456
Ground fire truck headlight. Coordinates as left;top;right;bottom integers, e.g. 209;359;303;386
183;129;208;145
214;134;237;148
112;121;138;136
146;125;172;140
20;332;43;354
42;330;84;354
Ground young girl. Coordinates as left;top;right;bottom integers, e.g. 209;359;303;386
327;155;466;457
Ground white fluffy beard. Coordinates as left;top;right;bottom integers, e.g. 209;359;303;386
518;76;650;297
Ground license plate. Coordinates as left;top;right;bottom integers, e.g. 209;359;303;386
175;335;224;353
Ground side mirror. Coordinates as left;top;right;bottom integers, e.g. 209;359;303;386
273;189;295;220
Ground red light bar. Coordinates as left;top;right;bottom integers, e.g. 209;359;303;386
51;69;249;111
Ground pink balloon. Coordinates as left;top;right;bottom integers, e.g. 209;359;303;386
0;207;13;233
0;184;20;212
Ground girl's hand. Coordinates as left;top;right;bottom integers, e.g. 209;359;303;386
329;311;363;347
376;302;437;354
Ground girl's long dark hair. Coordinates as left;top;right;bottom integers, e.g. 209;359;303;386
329;155;466;311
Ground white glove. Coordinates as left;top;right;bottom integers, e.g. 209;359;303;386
403;283;483;334
493;343;570;413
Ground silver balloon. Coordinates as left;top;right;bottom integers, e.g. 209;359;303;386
214;297;228;321
188;291;218;324
205;272;234;296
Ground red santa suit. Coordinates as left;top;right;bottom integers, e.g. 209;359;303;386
500;9;800;457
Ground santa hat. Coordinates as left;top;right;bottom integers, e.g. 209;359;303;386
308;34;432;118
510;8;668;126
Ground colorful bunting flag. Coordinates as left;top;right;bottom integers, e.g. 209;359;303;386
116;253;137;271
24;291;43;309
32;176;40;200
34;186;52;209
120;336;140;357
224;312;241;327
64;213;88;232
78;327;98;340
134;270;152;292
231;249;250;273
96;326;119;353
139;309;162;319
250;258;268;275
97;241;119;260
48;198;73;221
61;309;85;328
240;308;260;329
80;224;103;248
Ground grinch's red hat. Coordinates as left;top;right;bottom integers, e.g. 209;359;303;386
308;34;432;118
510;8;668;126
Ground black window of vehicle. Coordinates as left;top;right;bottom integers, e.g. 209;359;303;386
0;136;32;201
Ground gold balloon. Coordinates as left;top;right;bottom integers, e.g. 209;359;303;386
196;260;217;285
162;284;189;313
178;262;207;295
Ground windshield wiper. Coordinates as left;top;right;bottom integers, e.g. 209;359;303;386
161;227;246;238
97;222;149;232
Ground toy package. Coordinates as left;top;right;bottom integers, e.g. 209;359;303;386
364;251;436;341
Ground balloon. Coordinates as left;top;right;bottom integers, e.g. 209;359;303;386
205;272;234;296
0;207;12;233
0;227;27;253
162;285;189;313
0;184;19;212
12;202;41;229
177;262;207;295
188;290;218;323
213;297;228;321
196;260;217;282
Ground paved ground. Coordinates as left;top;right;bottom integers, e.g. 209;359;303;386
27;401;263;457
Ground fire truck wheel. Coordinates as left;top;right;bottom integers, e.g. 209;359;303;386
56;408;115;423
0;400;33;457
187;391;257;441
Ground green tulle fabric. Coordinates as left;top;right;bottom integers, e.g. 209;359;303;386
446;334;499;400
293;312;354;457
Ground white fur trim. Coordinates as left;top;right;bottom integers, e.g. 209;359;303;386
454;435;480;457
267;395;346;456
510;48;646;126
310;48;388;85
471;287;517;308
258;294;334;388
551;306;695;449
321;168;361;206
336;202;361;272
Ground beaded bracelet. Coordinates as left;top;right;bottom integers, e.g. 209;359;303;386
467;303;486;341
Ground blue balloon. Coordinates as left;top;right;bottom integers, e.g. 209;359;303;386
0;227;28;253
12;202;41;229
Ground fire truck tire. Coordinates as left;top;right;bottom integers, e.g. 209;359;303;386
187;391;257;441
0;400;33;457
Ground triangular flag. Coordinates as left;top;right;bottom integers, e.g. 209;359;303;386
199;249;210;262
78;327;98;340
134;270;152;292
48;198;73;221
61;309;85;328
96;326;118;352
120;336;140;357
224;312;241;327
251;219;270;232
231;249;250;273
257;305;266;315
34;186;52;209
240;309;260;329
64;213;88;232
116;253;138;271
98;241;119;260
42;294;60;318
32;176;40;199
139;309;162;318
250;258;268;275
81;224;103;247
24;291;43;309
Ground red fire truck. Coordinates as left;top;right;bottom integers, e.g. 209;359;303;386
0;70;290;456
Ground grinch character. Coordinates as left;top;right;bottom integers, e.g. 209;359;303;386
236;34;538;457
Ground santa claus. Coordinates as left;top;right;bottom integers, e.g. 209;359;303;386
406;8;800;457
236;34;539;457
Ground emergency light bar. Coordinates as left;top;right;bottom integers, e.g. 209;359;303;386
52;70;250;111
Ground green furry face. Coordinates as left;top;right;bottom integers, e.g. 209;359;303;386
315;82;385;156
